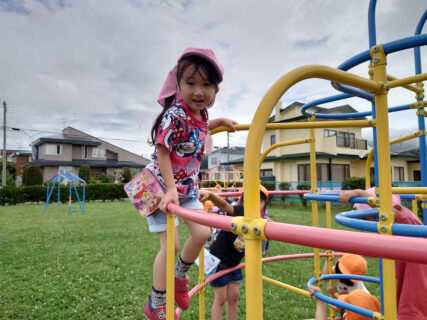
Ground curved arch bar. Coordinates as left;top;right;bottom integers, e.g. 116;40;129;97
335;210;427;237
368;0;377;48
338;34;427;71
307;277;375;319
321;273;380;284
414;10;427;74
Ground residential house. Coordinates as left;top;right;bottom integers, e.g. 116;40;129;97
223;101;420;187
10;151;32;177
30;127;149;181
208;147;245;169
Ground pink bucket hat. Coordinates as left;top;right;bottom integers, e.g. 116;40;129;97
354;187;401;211
157;47;224;107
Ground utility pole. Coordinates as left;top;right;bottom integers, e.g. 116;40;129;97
2;101;7;187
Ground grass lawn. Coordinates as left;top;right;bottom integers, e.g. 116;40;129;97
0;201;380;319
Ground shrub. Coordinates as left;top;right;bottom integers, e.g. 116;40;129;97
24;165;43;186
342;177;365;190
0;183;128;205
99;173;114;183
122;168;132;183
297;184;311;208
278;182;291;207
261;181;276;191
78;164;91;182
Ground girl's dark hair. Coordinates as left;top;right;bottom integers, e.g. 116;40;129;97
150;55;221;145
335;261;354;287
239;191;268;212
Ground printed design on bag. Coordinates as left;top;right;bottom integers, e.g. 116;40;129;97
124;169;165;217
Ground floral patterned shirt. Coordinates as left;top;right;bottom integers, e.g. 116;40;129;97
146;100;208;198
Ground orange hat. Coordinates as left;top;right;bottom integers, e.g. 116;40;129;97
338;290;381;320
203;200;215;212
338;254;367;282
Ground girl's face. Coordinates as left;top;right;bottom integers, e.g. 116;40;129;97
178;64;218;118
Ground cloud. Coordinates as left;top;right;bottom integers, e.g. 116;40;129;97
0;0;426;158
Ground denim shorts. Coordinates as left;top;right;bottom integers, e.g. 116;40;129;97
147;197;203;233
210;262;243;288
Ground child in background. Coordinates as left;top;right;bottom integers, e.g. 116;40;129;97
309;286;381;320
199;185;269;320
339;188;427;320
322;253;369;297
144;47;236;320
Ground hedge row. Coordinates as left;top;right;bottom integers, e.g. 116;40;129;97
200;180;243;188
0;183;128;205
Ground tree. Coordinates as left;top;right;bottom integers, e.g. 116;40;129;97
78;164;91;182
122;167;132;183
24;165;43;186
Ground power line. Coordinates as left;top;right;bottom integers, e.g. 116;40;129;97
5;126;150;144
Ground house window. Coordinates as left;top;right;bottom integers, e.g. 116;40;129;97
337;132;355;148
270;135;276;146
324;129;336;137
45;144;62;155
414;170;421;181
59;166;73;174
211;158;218;165
82;145;88;158
331;164;350;181
297;163;349;182
92;148;106;158
394;167;404;181
260;169;273;177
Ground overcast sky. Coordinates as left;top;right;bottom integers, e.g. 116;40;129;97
1;0;426;158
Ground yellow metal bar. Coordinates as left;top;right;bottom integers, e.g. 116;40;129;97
262;276;311;298
387;74;423;94
198;249;205;320
166;214;175;320
309;118;321;282
365;149;375;189
388;73;427;89
392;187;427;194
210;119;375;135
371;44;397;319
259;138;310;164
243;64;378;320
412;199;419;219
365;131;421;188
325;201;336;320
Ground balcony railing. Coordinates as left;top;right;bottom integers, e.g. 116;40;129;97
336;137;367;150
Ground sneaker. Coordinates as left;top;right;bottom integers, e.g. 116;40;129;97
174;277;190;310
143;297;179;320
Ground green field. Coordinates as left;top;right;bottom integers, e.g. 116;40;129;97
0;201;380;319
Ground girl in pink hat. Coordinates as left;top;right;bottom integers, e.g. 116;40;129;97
143;48;236;320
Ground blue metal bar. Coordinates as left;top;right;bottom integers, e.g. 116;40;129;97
338;34;427;71
304;193;369;204
82;184;86;214
414;10;427;75
335;210;427;237
301;93;352;117
399;194;416;200
57;181;60;206
368;0;377;48
331;82;374;101
307;277;375;319
72;182;83;214
321;273;380;284
44;180;57;211
68;183;72;215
